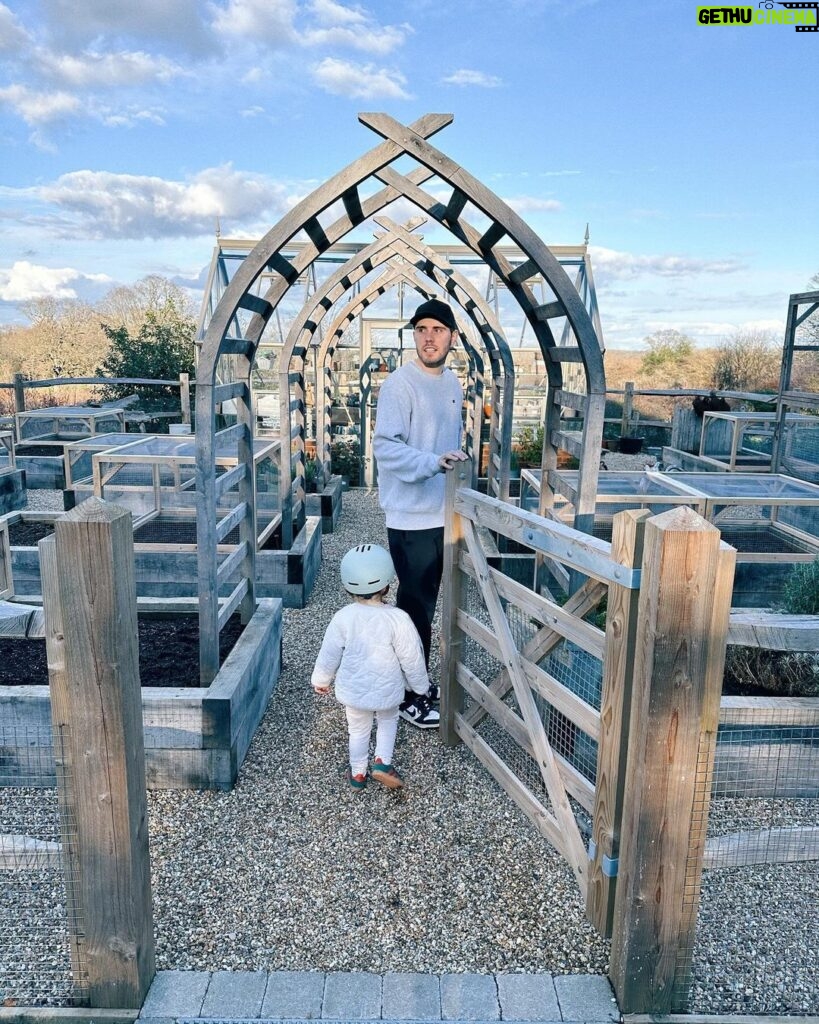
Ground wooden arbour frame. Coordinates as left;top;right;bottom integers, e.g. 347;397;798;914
196;112;605;682
313;265;493;495
772;289;819;481
314;265;486;481
282;219;516;540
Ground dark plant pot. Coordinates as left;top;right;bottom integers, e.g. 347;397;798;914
617;436;645;454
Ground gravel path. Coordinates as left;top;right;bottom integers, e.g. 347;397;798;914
148;486;609;976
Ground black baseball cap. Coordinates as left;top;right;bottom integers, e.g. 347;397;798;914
409;298;457;331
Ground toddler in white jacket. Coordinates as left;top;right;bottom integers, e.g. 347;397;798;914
311;544;435;791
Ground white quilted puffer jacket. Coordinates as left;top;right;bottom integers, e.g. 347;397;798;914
311;601;430;710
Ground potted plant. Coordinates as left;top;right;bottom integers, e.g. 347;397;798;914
616;412;645;454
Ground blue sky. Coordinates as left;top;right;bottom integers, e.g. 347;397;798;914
0;0;817;348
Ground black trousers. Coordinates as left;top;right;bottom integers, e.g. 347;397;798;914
387;526;445;672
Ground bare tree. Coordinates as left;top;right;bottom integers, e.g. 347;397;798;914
711;329;781;393
98;275;196;333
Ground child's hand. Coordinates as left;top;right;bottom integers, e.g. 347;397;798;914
313;685;330;695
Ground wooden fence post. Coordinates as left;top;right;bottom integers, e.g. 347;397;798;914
440;458;472;746
41;497;155;1008
620;381;634;437
179;372;191;425
586;508;648;937
12;372;26;414
608;505;735;1014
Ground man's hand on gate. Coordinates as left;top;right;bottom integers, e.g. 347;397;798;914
438;450;468;471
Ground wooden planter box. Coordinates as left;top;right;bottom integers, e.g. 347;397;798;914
6;512;322;608
305;474;343;533
0;598;282;791
0;470;25;516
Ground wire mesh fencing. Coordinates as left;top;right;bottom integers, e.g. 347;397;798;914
684;705;819;1016
0;724;88;1008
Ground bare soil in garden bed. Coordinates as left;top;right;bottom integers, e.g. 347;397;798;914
8;521;54;546
0;614;244;688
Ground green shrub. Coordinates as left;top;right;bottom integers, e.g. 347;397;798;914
514;423;544;466
331;437;366;486
781;557;819;615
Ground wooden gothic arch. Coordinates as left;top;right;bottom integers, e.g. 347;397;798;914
195;113;605;682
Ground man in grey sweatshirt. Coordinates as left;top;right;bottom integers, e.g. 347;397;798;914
372;298;467;729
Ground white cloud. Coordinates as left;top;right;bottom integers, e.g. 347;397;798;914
0;261;110;302
210;0;299;46
441;68;502;88
213;0;409;54
504;195;562;214
34;165;297;239
308;0;368;26
99;106;167;128
0;84;81;124
311;57;411;99
39;0;214;55
36;49;186;87
590;245;745;281
302;23;408;54
0;3;31;52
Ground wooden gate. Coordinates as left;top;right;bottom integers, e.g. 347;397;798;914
440;459;736;1013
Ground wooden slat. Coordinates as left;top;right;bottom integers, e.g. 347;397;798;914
456;661;595;812
266;251;300;283
256;512;282;550
555;389;588;412
216;422;249;448
719;695;819;727
586;510;648;937
459;550;606;659
456;609;601;742
454;490;623;587
534;301;565;321
341;186;364;225
703;826;819;871
726;609;819;652
217;577;249;631
303;216;330;251
551;430;583;458
444;187;468;224
214;381;249;404
477;222;506;252
215;462;248;499
238;292;272;317
549;346;583;363
454;713;566;852
216;540;249;587
215;502;249;544
508;258;539;284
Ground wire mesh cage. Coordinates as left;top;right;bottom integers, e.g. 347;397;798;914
0;724;88;1008
682;707;819;1015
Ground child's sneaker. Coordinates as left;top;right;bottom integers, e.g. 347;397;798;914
399;693;440;730
371;758;404;789
346;769;368;792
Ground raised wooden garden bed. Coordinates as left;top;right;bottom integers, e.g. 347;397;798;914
3;508;322;608
0;596;282;790
305;473;343;533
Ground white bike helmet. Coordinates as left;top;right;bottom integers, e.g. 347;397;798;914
340;543;395;595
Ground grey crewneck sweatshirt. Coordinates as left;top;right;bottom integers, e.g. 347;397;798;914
372;361;463;530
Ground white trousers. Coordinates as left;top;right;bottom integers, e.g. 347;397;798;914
344;705;400;776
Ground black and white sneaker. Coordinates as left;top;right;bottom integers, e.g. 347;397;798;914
399;694;440;730
427;683;440;703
